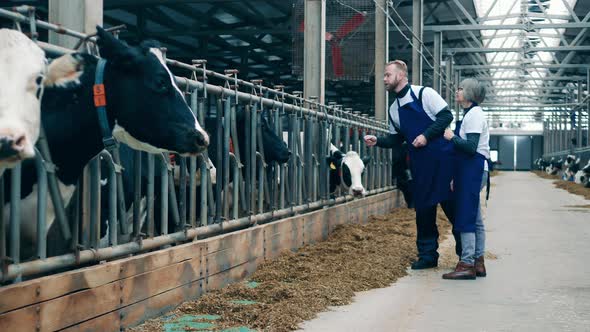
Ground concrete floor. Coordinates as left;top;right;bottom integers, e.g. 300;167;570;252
299;172;590;332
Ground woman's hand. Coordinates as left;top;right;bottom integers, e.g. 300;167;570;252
443;128;455;141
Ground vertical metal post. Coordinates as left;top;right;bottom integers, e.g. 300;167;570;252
412;0;423;85
244;104;252;214
89;158;100;248
146;154;155;237
305;117;314;203
433;32;442;94
49;0;103;49
587;68;590;147
375;0;388;121
159;155;169;235
215;98;223;223
288;113;297;207
9;165;21;267
34;153;48;259
178;158;187;228
445;56;454;117
132;151;141;237
578;82;583;148
249;104;258;213
303;0;326;103
454;70;461;116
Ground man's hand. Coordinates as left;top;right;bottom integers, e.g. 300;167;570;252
443;128;455;141
412;134;427;148
364;135;377;147
450;180;454;192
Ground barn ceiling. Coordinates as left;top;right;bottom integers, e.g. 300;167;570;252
1;0;589;125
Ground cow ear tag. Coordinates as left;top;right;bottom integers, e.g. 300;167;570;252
330;162;336;170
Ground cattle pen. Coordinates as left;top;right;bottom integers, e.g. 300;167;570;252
1;1;590;332
0;5;401;331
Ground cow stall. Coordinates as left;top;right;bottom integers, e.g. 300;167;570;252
0;8;399;332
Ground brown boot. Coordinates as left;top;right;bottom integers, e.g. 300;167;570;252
442;262;476;280
475;256;487;277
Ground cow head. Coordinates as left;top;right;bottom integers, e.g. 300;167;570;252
75;26;208;155
328;143;370;197
260;112;291;164
0;29;46;167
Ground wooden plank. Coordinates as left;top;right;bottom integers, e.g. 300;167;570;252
0;281;120;332
327;204;347;233
0;249;205;332
206;260;259;292
204;227;264;277
0;240;203;314
262;216;304;260
120;277;203;329
120;250;204;307
303;211;330;245
60;311;120;332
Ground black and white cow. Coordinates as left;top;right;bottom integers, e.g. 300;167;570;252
546;157;563;175
574;159;590;188
0;29;47;171
97;107;291;238
563;155;580;181
4;26;209;258
328;143;370;197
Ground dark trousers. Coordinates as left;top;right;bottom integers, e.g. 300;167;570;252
415;199;462;262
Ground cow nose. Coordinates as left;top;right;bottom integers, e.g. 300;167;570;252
352;187;364;196
0;135;26;159
195;131;209;148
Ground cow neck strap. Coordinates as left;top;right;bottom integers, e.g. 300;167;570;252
93;58;118;151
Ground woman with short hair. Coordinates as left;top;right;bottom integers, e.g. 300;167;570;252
442;78;490;280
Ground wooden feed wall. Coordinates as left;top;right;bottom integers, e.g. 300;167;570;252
0;190;403;332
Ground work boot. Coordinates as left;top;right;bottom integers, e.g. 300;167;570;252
411;258;438;270
442;261;476;280
475;256;487;277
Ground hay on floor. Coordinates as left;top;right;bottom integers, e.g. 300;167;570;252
532;171;590;200
127;208;453;332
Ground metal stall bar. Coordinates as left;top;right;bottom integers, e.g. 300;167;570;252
0;186;393;282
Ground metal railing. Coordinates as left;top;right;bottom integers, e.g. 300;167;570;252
0;7;394;283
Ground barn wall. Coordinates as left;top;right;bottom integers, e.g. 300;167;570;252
0;190;403;332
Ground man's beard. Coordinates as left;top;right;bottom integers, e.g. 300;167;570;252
385;79;397;92
386;78;399;93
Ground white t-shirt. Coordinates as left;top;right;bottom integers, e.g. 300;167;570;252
459;105;490;163
388;85;449;134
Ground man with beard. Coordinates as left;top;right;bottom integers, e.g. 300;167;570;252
364;60;460;269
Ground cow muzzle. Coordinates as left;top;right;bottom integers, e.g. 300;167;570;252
351;187;366;197
0;135;27;160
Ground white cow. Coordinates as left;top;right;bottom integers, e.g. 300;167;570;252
0;29;47;172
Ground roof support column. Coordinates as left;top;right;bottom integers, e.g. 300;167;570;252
303;0;326;103
433;31;442;94
49;0;103;49
375;0;388;121
412;0;423;85
587;68;590;147
445;55;454;117
454;69;461;118
577;82;583;149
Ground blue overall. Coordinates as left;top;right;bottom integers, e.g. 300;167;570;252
396;89;454;209
452;115;487;233
395;88;458;261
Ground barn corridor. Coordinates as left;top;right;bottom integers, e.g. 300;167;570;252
299;172;590;332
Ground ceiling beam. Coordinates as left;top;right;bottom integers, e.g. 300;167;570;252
446;46;590;53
